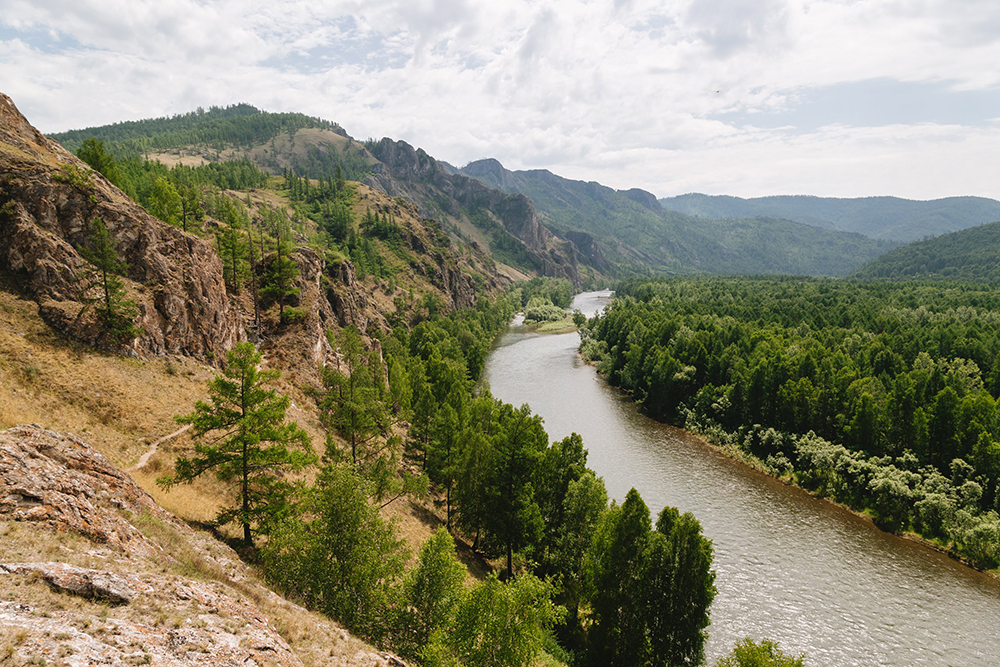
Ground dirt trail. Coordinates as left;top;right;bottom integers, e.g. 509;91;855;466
131;423;192;471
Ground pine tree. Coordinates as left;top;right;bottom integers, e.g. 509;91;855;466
77;217;142;346
160;342;314;548
261;208;299;319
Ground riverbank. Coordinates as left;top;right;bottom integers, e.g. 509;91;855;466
581;350;999;579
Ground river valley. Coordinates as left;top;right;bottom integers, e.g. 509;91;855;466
482;291;1000;667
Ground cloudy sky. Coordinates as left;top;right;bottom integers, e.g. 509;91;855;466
3;0;999;200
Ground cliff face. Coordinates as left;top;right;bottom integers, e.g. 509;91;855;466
365;138;580;286
0;93;243;361
0;424;402;666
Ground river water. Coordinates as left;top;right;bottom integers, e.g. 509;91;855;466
481;291;1000;666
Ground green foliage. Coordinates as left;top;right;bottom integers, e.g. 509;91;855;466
260;209;300;317
714;638;805;667
584;489;716;667
399;528;467;654
423;573;564;667
76;138;124;188
589;275;1000;567
260;464;408;642
514;277;575;309
76;217;142;346
160;342;314;547
852;220;1000;283
52;104;339;157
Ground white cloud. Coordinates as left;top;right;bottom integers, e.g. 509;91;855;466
2;0;999;199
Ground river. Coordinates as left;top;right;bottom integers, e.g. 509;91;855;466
481;291;1000;666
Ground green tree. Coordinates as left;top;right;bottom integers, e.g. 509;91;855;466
77;217;142;346
147;176;182;226
262;208;300;319
423;573;564;667
644;507;717;667
160;342;314;547
400;527;467;653
714;638;805;667
76;137;124;188
584;488;652;667
261;464;408;641
480;402;547;578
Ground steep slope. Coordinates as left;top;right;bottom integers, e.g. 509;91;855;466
50;108;584;286
363;140;580;285
0;93;242;360
0;424;399;666
460;158;896;277
659;193;1000;242
851;220;1000;282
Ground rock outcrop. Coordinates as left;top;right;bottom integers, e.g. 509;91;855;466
365;138;580;286
0;92;242;360
0;424;403;667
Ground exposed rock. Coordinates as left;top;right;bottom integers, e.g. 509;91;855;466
366;138;580;286
565;230;613;273
0;424;175;557
0;423;406;667
1;562;139;604
0;91;243;361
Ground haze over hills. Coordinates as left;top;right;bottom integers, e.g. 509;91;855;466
658;193;1000;243
851;219;1000;282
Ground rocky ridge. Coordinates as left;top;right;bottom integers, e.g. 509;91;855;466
0;92;243;361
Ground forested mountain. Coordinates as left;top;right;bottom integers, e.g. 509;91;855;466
851;220;1000;282
51;109;583;286
460;158;896;277
659;193;1000;242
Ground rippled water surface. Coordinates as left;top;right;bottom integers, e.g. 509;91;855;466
482;291;1000;666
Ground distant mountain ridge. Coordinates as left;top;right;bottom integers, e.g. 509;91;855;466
658;193;1000;242
459;158;896;277
851;220;1000;282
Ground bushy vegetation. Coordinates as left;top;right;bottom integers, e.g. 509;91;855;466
586;276;1000;568
851;220;1000;283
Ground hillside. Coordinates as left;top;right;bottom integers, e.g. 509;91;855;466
659;193;1000;242
851;220;1000;282
460;158;896;277
50;107;584;287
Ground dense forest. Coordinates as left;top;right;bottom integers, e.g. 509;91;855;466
851;220;1000;282
584;277;1000;570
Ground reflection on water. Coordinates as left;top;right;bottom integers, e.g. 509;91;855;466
482;291;1000;667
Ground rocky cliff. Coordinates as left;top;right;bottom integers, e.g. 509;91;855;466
0;423;402;666
0;93;244;361
364;139;580;286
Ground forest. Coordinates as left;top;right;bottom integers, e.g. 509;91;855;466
583;276;1000;570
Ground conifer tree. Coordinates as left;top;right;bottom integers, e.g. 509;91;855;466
160;342;314;548
261;208;299;319
77;217;142;346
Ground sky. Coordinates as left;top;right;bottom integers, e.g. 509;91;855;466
2;0;1000;200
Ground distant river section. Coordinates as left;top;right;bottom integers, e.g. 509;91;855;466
482;290;1000;667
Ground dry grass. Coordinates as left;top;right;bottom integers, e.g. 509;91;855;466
0;280;214;469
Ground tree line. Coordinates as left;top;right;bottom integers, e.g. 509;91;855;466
584;276;1000;569
157;280;723;667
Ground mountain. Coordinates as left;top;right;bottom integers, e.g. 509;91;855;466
658;193;1000;242
51;107;583;287
459;158;897;277
851;220;1000;282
